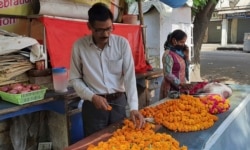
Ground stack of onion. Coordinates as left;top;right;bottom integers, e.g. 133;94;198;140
0;83;41;94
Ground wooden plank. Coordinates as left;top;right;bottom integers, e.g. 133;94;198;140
0;62;24;65
136;68;163;79
0;62;32;72
0;66;33;81
0;78;29;86
5;65;34;73
0;97;54;115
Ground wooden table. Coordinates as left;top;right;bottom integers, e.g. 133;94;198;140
136;68;163;79
0;88;78;120
0;88;83;145
136;68;163;108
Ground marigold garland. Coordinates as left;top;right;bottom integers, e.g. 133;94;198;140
87;119;188;150
87;94;222;149
140;95;218;132
199;94;230;114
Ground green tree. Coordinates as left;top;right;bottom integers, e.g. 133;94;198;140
192;0;219;64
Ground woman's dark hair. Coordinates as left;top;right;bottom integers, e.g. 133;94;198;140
88;3;114;26
164;29;187;49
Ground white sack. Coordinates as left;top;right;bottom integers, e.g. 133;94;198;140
0;35;38;56
36;0;90;19
32;0;119;21
0;30;45;62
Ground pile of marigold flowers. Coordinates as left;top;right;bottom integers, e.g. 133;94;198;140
87;119;188;150
199;94;230;114
140;95;218;132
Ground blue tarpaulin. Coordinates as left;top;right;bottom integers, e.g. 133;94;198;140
160;0;188;8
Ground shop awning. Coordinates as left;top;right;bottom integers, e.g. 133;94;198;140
218;9;250;14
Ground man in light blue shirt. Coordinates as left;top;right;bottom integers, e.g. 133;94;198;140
69;2;145;137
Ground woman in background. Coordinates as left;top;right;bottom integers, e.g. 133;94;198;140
160;29;192;99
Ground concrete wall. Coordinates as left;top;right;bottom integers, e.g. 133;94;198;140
207;18;250;44
144;8;161;68
143;6;192;69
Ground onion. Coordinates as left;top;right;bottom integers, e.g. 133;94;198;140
25;84;32;90
8;89;18;94
31;84;41;90
19;88;31;94
11;83;23;91
0;86;9;92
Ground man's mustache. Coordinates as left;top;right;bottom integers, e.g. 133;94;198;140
100;37;109;39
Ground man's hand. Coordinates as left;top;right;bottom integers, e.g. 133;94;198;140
130;110;145;129
92;95;110;110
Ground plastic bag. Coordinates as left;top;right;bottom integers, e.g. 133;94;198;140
202;82;233;99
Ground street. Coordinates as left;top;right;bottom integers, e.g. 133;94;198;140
200;50;250;85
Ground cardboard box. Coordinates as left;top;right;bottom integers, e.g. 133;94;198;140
29;76;52;85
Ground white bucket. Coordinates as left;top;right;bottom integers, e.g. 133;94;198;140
52;67;68;93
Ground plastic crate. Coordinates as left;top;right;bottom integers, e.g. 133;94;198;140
0;88;47;105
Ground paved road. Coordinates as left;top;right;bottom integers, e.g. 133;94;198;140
200;50;250;85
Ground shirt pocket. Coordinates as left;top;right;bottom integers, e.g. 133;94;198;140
108;59;123;75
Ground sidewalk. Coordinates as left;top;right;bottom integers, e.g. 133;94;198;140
201;43;243;51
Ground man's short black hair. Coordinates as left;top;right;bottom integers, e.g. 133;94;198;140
88;2;114;26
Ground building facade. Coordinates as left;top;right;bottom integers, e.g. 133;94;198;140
205;0;250;44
